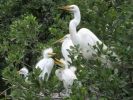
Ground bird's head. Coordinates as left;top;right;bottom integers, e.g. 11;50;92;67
64;34;71;39
54;58;67;68
43;48;56;58
18;67;29;77
59;5;79;13
53;34;70;44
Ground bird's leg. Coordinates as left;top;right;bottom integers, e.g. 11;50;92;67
46;73;49;81
64;84;71;97
60;82;70;97
39;71;45;80
68;88;72;94
65;88;70;97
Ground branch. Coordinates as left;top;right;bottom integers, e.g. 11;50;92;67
0;87;12;96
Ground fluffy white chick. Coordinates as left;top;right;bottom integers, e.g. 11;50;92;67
35;48;55;81
53;34;74;66
19;67;29;78
18;67;29;82
55;59;77;96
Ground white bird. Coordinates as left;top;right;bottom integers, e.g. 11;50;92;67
59;5;107;60
55;58;77;97
18;67;29;82
18;67;29;78
35;48;55;81
54;34;74;66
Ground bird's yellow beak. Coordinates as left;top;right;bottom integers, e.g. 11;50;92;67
53;37;64;44
54;58;64;66
58;5;71;11
48;52;56;56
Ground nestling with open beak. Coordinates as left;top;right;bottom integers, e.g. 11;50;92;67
35;48;56;81
53;34;74;66
55;58;77;97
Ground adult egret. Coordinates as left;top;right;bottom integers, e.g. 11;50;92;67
54;34;74;66
55;58;77;97
35;48;56;81
59;5;107;60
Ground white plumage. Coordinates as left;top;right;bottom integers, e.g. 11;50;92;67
55;59;77;96
60;5;107;60
61;34;74;65
58;5;121;68
76;28;107;59
35;48;55;81
54;34;74;66
18;67;29;82
19;67;29;78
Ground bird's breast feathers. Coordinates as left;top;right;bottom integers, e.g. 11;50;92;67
35;58;54;70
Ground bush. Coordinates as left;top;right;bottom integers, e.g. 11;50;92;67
0;0;133;99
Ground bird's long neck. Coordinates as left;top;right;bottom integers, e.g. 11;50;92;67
69;10;81;45
73;11;81;26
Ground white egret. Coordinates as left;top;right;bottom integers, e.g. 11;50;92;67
55;58;77;97
35;48;55;81
54;34;74;66
18;67;29;78
59;5;107;60
18;67;29;82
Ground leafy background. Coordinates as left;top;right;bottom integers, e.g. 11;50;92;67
0;0;133;99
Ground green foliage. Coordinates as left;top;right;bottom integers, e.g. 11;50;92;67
0;0;133;99
5;14;41;68
69;45;128;99
10;14;40;41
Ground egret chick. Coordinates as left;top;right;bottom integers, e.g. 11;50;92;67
18;67;29;82
18;67;29;78
35;48;55;81
54;34;74;66
55;58;77;97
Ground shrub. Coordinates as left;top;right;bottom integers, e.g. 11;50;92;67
0;0;133;99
